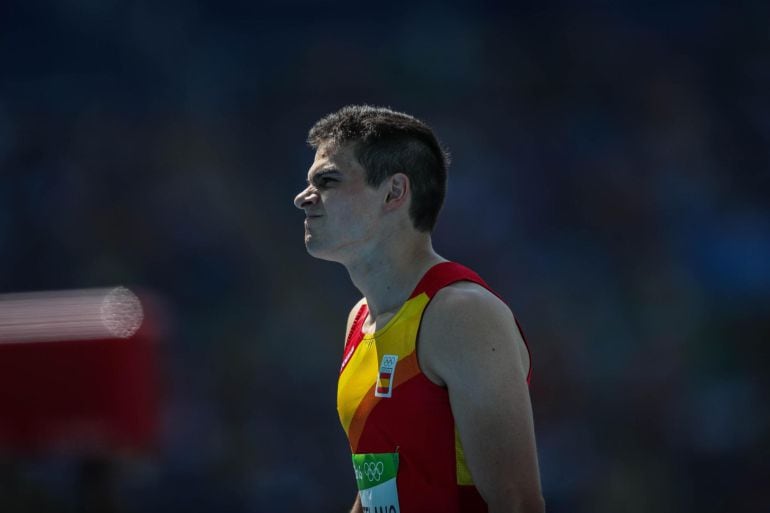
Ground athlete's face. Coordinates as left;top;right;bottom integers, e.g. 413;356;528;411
294;143;385;262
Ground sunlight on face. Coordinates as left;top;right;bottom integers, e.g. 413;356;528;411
295;143;384;263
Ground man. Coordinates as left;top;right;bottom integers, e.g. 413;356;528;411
294;105;545;513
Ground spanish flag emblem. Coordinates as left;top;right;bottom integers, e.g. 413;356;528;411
374;354;398;398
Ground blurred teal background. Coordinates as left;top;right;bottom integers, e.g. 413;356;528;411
1;1;768;512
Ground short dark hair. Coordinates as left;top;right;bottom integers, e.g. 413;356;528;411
307;105;450;232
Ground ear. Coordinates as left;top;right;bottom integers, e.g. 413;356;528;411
384;173;409;211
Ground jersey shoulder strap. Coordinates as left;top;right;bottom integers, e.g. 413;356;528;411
409;261;490;299
409;261;534;385
340;302;369;374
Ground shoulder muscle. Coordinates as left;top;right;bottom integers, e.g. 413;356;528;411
419;282;529;386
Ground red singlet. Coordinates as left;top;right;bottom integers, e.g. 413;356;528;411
337;262;532;513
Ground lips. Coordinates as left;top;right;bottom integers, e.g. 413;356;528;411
304;214;322;228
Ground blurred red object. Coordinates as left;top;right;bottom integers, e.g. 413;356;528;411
0;289;162;456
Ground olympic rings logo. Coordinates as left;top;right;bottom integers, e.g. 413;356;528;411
363;461;385;482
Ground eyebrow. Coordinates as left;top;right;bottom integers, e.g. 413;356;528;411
307;168;342;185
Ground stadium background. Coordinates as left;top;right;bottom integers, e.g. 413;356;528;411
1;1;768;511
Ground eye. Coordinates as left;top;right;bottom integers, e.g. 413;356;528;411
317;176;338;188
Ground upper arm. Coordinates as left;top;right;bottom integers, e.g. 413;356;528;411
419;284;544;512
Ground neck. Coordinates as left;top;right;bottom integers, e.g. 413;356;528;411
344;234;445;319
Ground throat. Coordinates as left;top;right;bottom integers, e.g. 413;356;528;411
347;241;445;315
361;305;402;335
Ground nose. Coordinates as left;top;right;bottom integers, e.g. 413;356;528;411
293;186;318;210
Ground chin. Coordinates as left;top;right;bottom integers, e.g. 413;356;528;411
305;238;331;259
305;239;346;263
307;248;342;263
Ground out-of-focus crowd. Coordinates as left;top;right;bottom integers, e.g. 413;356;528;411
1;1;768;512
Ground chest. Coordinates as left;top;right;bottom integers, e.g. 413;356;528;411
337;296;433;439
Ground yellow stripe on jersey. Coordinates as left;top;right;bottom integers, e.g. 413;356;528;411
337;337;378;437
455;426;475;486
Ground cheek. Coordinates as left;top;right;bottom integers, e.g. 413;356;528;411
346;199;375;221
333;197;363;216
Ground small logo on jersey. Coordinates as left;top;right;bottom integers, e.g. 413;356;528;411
363;461;384;482
374;354;398;398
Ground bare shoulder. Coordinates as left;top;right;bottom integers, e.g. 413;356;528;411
428;281;512;322
418;282;529;385
344;297;367;348
423;281;517;343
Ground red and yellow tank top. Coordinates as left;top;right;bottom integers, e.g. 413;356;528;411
337;262;532;513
